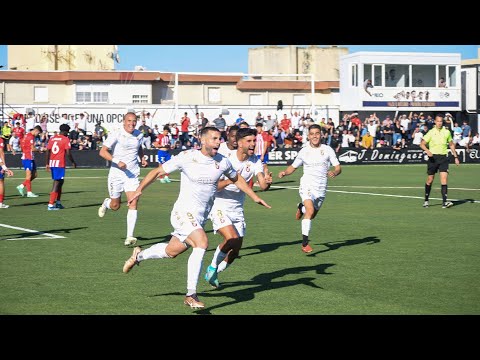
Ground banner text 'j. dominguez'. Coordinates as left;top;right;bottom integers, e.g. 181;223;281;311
4;147;479;169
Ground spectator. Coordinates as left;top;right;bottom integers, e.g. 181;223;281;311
255;112;264;124
9;133;21;154
235;113;244;125
364;79;373;96
361;131;374;149
138;120;153;149
461;120;472;139
264;114;276;132
438;77;447;88
213;114;227;141
180;112;190;145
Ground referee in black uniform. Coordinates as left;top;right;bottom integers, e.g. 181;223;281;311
420;114;460;208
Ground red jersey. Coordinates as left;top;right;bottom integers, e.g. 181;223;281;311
47;135;71;168
0;137;4;151
155;133;171;148
264;132;275;148
13;126;25;139
21;133;35;160
181;117;190;132
280;118;291;132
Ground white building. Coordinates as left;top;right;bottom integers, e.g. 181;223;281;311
340;52;461;114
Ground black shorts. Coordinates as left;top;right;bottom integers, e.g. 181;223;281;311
427;154;449;175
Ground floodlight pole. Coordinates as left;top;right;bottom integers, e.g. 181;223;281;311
174;72;179;123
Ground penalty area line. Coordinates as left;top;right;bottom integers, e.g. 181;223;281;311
268;185;480;204
0;223;66;241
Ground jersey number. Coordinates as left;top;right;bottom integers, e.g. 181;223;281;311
51;141;60;154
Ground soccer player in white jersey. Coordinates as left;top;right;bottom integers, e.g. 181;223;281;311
205;127;273;288
122;127;271;309
97;112;148;246
218;125;239;160
278;124;341;253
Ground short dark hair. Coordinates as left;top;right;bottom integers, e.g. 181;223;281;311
236;128;257;141
228;125;239;133
59;124;71;133
309;124;322;132
33;125;43;133
200;126;220;138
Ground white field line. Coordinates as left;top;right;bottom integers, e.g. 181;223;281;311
23;177;480;192
0;224;66;241
269;185;480;204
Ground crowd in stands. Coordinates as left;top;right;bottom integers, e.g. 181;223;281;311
1;109;478;154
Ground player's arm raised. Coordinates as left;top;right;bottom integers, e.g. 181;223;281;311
99;145;126;169
256;170;272;191
278;165;297;178
128;164;168;205
229;173;271;208
328;164;342;178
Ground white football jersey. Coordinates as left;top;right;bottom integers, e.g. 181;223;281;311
218;142;236;159
292;144;339;191
215;153;264;211
103;127;144;175
162;149;237;219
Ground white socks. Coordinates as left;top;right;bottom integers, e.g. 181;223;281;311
103;198;112;209
217;261;229;273
211;246;227;268
138;242;170;260
301;219;311;237
187;248;206;296
127;209;137;237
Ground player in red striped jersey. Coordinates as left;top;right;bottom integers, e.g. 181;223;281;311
152;126;172;183
16;125;43;198
45;124;76;210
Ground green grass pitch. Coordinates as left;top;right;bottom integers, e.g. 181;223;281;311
1;164;479;315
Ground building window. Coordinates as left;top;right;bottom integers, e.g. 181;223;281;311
447;66;457;87
364;64;371;82
34;87;48;102
364;64;384;87
249;94;263;106
385;64;409;87
93;92;109;103
75;84;110;104
412;65;435;87
208;87;221;104
76;92;91;103
351;64;358;87
132;94;149;104
293;94;307;106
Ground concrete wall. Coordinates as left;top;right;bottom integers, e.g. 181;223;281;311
3;82;74;104
8;45;116;71
249;45;348;81
248;46;297;79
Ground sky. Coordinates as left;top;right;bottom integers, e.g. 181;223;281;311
0;45;478;73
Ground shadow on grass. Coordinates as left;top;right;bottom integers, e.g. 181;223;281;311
307;236;380;256
238;239;302;258
273;180;296;185
137;234;172;247
255;187;287;193
1;226;89;240
152;263;335;314
452;199;477;207
4;201;46;207
68;203;106;209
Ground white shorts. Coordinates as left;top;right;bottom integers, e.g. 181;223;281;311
209;203;246;237
299;184;326;211
170;207;206;243
107;168;140;199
